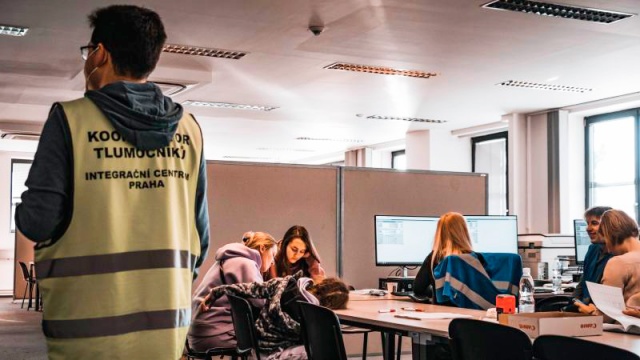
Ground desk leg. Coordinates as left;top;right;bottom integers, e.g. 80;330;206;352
35;283;40;312
410;332;434;360
381;331;396;360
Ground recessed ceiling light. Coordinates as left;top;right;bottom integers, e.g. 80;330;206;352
325;62;437;79
296;137;364;143
497;80;592;93
0;25;28;37
182;100;278;112
162;44;247;59
365;115;448;123
482;0;634;24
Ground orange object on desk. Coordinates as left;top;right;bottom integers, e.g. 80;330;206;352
496;294;516;314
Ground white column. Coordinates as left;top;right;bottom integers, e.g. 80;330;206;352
344;148;373;167
507;113;528;233
405;130;430;170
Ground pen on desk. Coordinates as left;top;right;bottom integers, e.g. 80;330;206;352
395;314;421;320
401;307;424;312
378;309;396;313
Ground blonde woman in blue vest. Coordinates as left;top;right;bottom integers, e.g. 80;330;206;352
188;232;278;351
15;5;209;359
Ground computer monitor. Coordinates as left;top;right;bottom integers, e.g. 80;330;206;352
574;219;590;264
374;215;438;269
464;215;519;254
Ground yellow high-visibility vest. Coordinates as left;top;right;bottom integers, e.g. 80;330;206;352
35;97;203;359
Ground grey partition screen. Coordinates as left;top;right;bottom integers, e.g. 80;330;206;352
195;161;339;287
341;167;487;289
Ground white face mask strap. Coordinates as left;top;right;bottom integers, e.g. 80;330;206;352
85;66;100;91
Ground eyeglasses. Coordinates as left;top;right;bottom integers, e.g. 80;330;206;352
80;45;97;61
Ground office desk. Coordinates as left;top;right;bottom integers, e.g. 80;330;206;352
337;299;485;359
337;298;640;359
349;291;410;301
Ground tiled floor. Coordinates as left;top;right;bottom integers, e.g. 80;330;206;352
0;297;46;360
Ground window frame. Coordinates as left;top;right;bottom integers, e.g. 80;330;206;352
391;150;406;170
471;131;509;215
585;108;639;219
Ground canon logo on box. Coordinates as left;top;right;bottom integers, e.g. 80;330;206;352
581;323;597;329
519;324;536;331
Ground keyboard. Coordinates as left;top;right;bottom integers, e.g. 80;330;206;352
391;291;414;297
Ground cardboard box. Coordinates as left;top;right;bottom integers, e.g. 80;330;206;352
498;312;602;338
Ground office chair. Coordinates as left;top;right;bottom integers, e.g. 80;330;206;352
298;301;348;360
534;296;572;312
18;261;37;310
228;295;261;360
184;338;238;360
533;335;640;360
448;318;532;360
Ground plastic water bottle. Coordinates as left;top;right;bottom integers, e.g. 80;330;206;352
518;268;535;313
552;259;563;294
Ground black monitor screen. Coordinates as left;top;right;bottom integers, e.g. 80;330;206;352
374;215;437;266
574;219;589;264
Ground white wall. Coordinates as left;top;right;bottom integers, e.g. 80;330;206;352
429;129;471;172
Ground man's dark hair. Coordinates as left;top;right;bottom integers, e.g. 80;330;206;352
584;206;612;219
88;5;166;79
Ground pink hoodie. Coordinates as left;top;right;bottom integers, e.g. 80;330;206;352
188;242;265;347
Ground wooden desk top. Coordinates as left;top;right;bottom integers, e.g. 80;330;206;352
337;299;486;337
338;299;640;353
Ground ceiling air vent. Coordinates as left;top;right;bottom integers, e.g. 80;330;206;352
482;0;634;24
325;62;437;79
0;24;28;37
364;115;447;123
1;131;40;140
497;80;592;93
162;44;247;59
296;137;363;143
182;100;278;112
152;81;187;97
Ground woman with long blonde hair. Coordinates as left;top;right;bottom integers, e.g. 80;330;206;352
413;212;476;302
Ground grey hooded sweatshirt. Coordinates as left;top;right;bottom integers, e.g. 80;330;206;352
15;81;209;274
188;242;266;350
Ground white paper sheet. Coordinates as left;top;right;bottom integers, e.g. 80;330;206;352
586;282;640;332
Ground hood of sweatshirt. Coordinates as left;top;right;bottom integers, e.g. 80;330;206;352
215;242;262;264
85;81;183;151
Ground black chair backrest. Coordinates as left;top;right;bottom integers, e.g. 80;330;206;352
18;261;31;281
533;335;640;360
227;294;260;360
448;318;532;360
535;296;572;312
298;301;348;360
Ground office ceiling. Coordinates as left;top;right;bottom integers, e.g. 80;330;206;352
1;0;640;162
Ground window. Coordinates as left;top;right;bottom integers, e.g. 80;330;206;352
472;132;508;215
586;109;637;219
391;150;406;170
11;159;32;232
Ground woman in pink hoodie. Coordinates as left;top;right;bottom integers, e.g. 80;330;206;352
188;231;277;351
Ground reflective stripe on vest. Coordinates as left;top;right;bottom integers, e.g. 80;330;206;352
35;97;203;358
